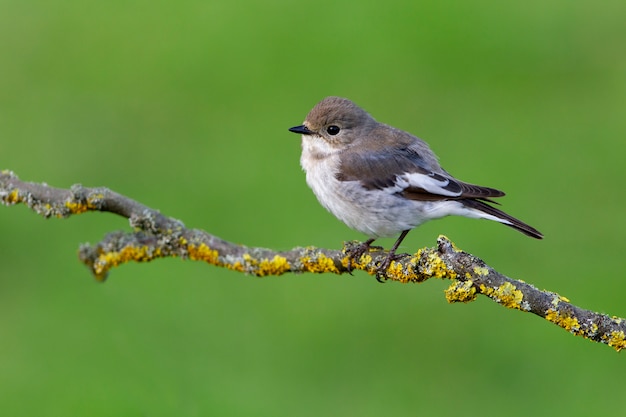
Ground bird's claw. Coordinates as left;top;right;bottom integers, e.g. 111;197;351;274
374;252;410;282
344;239;409;283
344;239;379;274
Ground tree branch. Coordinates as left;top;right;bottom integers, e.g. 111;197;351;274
2;169;625;352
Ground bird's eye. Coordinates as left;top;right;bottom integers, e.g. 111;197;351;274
327;125;340;135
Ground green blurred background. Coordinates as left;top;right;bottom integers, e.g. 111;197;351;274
1;0;625;415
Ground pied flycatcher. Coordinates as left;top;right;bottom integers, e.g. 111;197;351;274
289;96;542;278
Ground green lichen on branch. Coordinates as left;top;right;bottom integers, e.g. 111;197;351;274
3;169;626;352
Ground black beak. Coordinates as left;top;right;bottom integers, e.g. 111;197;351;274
288;125;314;135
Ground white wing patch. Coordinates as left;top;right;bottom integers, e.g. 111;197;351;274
391;172;462;197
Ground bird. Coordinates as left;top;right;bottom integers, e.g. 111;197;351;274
288;96;542;279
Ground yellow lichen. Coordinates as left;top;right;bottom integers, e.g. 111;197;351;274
340;256;353;270
341;254;365;271
350;253;373;271
238;253;290;276
543;309;626;351
92;245;162;281
479;282;524;310
545;309;582;335
88;193;104;203
228;261;245;273
256;255;291;276
445;280;477;303
187;243;220;265
439;235;462;252
62;193;104;215
422;249;457;280
64;200;96;214
390;259;421;283
5;189;20;204
602;331;626;352
385;260;405;280
550;293;571;308
550;296;560;307
301;253;339;273
473;266;489;276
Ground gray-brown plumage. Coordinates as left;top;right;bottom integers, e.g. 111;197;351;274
289;96;542;277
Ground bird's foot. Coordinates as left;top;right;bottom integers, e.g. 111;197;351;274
344;239;382;274
375;252;410;283
344;238;410;282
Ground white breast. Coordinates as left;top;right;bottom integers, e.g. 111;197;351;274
299;135;429;237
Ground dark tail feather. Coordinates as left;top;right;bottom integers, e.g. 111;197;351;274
462;199;543;239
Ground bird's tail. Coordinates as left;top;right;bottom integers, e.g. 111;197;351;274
462;199;543;239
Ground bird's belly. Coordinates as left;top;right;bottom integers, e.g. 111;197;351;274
300;146;468;238
305;169;434;238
